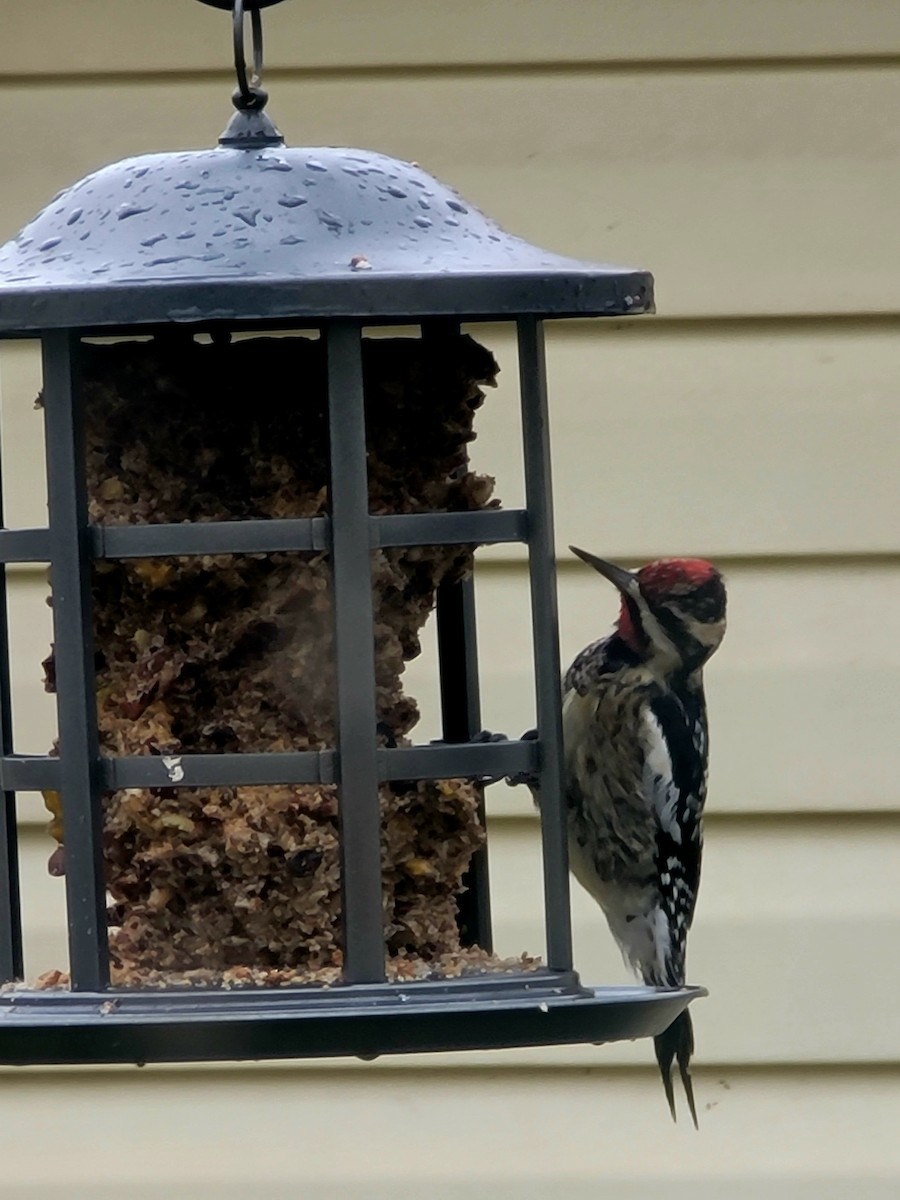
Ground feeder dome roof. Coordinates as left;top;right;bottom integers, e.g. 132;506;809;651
0;111;653;335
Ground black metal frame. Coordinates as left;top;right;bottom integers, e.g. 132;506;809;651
0;316;700;1064
0;318;569;992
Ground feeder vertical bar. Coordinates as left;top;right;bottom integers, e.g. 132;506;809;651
327;320;385;984
435;576;492;951
422;324;494;950
517;316;573;972
436;580;482;742
42;331;109;992
0;558;23;981
423;318;493;951
0;347;23;981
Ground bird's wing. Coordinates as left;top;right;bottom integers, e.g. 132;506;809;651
643;691;708;974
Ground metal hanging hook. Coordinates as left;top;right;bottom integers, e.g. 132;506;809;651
232;0;267;112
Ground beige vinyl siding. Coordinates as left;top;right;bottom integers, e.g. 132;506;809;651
7;0;900;73
1;1067;897;1200
1;2;898;1196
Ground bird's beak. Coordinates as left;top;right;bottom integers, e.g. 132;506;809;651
569;546;639;596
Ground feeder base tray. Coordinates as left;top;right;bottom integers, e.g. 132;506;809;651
0;972;704;1066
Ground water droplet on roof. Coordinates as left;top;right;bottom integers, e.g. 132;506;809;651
117;203;153;220
259;155;293;172
278;195;308;208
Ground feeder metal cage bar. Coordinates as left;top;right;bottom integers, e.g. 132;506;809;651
425;317;492;952
436;573;492;951
327;319;387;985
518;316;573;973
0;440;22;982
42;330;109;992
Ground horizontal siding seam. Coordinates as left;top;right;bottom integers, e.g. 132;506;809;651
2;56;900;89
4;553;900;581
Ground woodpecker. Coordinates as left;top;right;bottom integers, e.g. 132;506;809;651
538;548;726;1126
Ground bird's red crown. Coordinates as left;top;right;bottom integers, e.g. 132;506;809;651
635;558;719;601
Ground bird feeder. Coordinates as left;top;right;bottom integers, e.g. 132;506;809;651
0;0;700;1065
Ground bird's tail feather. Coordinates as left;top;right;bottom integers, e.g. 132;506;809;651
654;1008;698;1129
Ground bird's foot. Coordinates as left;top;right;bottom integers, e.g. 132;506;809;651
427;730;509;785
471;728;509;784
507;727;540;790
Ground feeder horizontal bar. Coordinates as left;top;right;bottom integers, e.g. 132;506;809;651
91;519;328;559
87;509;527;561
103;752;335;789
378;740;537;781
0;528;51;563
0;753;334;793
372;509;527;548
0;755;62;792
0;741;537;793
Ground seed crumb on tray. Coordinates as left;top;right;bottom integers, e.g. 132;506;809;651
3;948;541;995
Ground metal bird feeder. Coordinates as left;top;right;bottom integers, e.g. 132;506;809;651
0;0;700;1065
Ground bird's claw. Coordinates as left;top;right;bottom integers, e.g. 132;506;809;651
471;729;509;784
506;727;540;790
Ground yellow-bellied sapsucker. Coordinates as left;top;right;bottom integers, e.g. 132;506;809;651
539;548;726;1126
